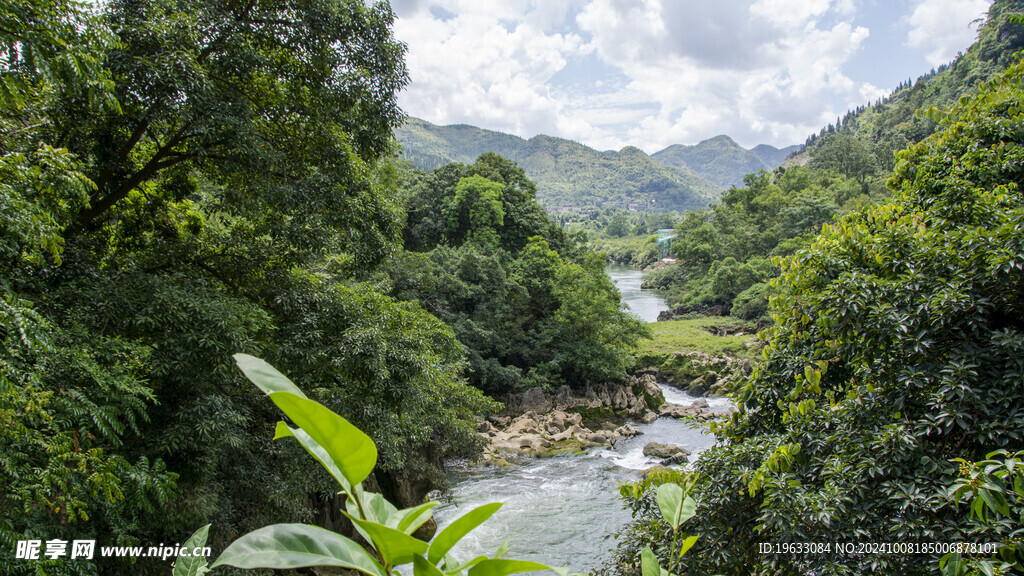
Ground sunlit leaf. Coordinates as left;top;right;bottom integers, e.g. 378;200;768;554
173;524;211;576
234;354;307;398
270;392;377;488
348;516;428;566
211;523;385;576
428;502;502;564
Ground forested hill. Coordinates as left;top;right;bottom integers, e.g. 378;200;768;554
396;117;796;212
793;0;1024;171
652;135;799;188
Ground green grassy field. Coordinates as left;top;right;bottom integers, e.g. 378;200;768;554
636;316;759;363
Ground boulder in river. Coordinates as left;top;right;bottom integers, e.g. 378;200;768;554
643;441;689;465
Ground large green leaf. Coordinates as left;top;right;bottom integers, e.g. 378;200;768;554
468;559;557;576
393;500;440;534
641;547;660;576
270;391;377;487
657;483;695;531
345;488;401;529
210;523;384;576
274;421;352;492
414;554;446;576
173;524;210;576
428;502;502;564
348;516;429;566
234;354;307;398
345;490;398;543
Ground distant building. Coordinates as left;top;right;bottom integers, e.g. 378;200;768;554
656;228;677;261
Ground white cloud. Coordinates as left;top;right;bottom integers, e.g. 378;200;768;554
571;0;879;149
749;0;831;29
393;1;585;137
906;0;991;66
388;1;975;151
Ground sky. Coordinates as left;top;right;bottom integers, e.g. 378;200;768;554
386;0;993;152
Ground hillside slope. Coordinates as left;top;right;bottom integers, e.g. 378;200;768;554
397;118;720;212
652;135;799;188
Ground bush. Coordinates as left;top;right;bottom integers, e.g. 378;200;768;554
614;54;1024;576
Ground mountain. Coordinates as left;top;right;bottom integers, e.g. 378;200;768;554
652;135;800;189
396;118;722;212
793;0;1024;168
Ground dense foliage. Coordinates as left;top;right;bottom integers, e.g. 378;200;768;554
396;118;719;212
2;2;495;574
388;154;650;395
616;52;1024;576
644;167;887;319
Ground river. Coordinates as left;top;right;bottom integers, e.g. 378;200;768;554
605;264;669;323
428;266;727;573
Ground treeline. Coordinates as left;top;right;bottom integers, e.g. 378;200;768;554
1;2;645;575
645;167;887;319
387;154;649;394
609;48;1024;576
804;0;1024;165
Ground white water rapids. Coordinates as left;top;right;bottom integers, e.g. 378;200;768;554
427;267;733;573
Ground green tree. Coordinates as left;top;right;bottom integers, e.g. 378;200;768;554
449;175;505;248
633;55;1024;576
2;2;494;575
808;133;878;182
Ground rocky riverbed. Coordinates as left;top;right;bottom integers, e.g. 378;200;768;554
476;374;724;463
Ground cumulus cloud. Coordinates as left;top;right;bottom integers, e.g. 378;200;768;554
391;0;586;138
573;0;877;148
906;0;991;66
387;1;974;151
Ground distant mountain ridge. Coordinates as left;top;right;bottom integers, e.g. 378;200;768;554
652;135;800;189
395;117;797;212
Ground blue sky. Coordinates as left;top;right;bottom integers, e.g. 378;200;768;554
387;0;992;151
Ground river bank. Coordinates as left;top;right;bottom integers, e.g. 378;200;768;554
422;265;739;572
432;379;733;573
476;374;720;463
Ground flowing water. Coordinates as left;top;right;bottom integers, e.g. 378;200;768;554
605;264;669;323
429;267;731;573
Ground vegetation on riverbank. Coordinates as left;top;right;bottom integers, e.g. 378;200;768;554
636;317;757;362
611;24;1024;575
632;317;758;396
1;3;652;575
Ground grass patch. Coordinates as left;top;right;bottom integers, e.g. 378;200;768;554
636;316;758;364
536;437;590;458
565;405;619;425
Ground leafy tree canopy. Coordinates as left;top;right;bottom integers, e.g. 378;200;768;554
633;53;1024;576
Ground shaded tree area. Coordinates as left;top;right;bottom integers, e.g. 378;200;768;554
2;2;494;575
612;50;1024;576
644;167;886;320
388;154;650;395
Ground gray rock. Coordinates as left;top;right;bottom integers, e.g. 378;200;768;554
615;424;642;438
487;415;510;427
643;441;689;460
518;386;553;414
